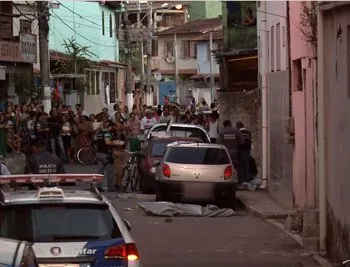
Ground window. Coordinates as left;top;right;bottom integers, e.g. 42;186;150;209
292;59;302;91
109;72;116;103
164;41;174;57
20;19;31;34
102;11;105;35
270;26;274;72
151;142;170;157
152;39;158;56
0;204;122;242
109;14;113;37
276;23;281;71
150;126;209;142
86;70;100;95
181;40;197;58
164;147;230;165
282;26;285;47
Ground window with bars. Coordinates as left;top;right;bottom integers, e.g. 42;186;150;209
20;19;31;34
102;71;117;103
86;70;100;95
152;39;158;56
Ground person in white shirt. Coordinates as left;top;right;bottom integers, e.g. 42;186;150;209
208;111;219;143
140;109;157;135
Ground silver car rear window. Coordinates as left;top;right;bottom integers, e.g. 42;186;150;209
0;203;122;242
164;147;230;165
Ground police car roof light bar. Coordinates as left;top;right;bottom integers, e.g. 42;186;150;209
0;174;104;185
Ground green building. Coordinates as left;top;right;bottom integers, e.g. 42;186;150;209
188;1;222;21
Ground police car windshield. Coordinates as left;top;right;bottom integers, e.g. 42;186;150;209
0;204;122;242
164;147;230;165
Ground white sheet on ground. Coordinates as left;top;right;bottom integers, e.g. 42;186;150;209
137;202;237;217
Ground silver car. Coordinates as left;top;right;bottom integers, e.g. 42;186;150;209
0;174;141;267
155;142;237;208
0;237;38;267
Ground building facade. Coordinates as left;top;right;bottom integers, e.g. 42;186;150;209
49;0;124;114
217;1;260;166
318;2;350;262
187;1;222;21
155;18;222;105
0;1;37;105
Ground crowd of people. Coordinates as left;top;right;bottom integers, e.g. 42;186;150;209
0;97;255;192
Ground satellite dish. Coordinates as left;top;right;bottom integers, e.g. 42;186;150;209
155;15;163;22
154;72;162;81
165;56;175;64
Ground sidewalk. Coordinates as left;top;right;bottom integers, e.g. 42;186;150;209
236;190;291;219
236;190;334;267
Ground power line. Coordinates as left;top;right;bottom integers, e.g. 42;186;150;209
57;1;103;28
51;10;116;48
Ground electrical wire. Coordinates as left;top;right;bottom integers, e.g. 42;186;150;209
57;1;104;28
51;10;116;48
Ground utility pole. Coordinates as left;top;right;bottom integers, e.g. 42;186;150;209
124;6;133;110
209;30;215;103
146;1;152;106
37;1;51;113
137;5;144;107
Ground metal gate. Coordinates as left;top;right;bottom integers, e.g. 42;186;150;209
268;71;294;209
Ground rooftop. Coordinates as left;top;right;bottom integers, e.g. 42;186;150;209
156;18;222;36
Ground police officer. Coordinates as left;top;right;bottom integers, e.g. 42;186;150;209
236;121;252;184
24;137;65;174
95;121;123;192
216;120;242;170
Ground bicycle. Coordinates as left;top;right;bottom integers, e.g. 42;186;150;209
76;143;97;165
121;150;140;192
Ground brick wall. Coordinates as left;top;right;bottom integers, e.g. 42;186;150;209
218;90;261;167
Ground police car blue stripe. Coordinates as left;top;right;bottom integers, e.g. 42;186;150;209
81;238;126;267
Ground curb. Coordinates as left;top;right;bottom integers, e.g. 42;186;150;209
237;197;334;267
236;196;290;220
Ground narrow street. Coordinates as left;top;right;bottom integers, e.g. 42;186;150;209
66;164;320;267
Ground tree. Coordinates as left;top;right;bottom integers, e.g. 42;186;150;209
50;38;97;92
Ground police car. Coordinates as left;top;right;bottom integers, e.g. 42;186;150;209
0;237;38;267
0;174;141;267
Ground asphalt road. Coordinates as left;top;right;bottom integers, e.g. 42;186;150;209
66;164;320;267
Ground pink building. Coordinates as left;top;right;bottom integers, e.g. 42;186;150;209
289;2;317;209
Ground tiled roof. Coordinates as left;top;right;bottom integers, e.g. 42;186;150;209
156;18;222;36
190;28;223;41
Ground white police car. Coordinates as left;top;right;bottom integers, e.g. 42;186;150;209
0;174;140;267
0;237;38;267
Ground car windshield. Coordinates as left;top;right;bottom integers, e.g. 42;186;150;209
151;126;209;142
164;147;230;165
0;204;122;242
151;142;170;157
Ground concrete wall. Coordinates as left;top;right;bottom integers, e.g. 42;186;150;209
197;41;220;74
49;1;118;61
322;4;350;261
289;1;317;209
188;1;222;21
218;91;261;167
